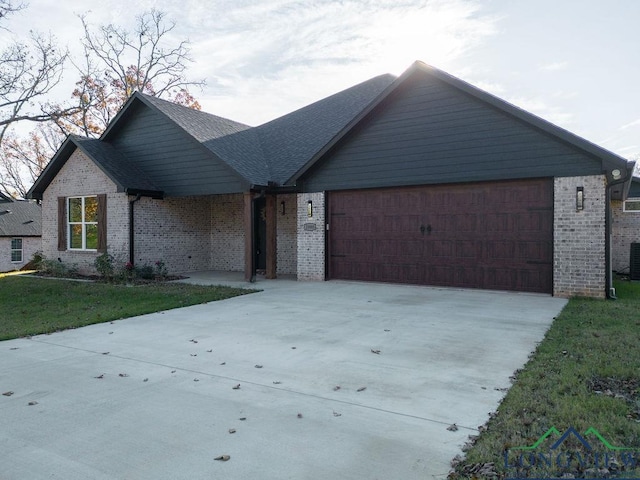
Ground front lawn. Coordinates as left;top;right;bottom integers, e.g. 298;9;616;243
0;276;256;341
451;281;640;479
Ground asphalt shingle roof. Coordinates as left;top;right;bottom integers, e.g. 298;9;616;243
0;199;41;236
135;74;396;186
140;95;271;185
72;136;162;194
30;61;630;201
255;74;397;184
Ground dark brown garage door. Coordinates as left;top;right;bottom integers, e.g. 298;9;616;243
327;178;553;293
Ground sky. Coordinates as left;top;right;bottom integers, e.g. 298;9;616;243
2;0;639;161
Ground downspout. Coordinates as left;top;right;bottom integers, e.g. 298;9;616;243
129;194;142;265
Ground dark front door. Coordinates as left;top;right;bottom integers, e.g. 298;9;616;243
327;178;553;293
254;197;267;272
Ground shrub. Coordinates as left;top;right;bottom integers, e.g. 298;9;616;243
95;252;115;280
154;260;168;280
38;257;78;278
135;264;155;280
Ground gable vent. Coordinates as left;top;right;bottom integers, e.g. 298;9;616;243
630;243;640;281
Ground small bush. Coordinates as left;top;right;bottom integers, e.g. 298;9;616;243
135;264;155;280
95;252;115;280
154;260;168;280
38;258;78;278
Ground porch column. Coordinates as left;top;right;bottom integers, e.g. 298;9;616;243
243;192;254;282
265;194;277;279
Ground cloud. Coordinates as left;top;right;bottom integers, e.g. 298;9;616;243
620;118;640;130
0;0;500;126
506;95;575;130
539;61;568;71
182;0;501;124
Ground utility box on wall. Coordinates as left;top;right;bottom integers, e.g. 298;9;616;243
630;243;640;281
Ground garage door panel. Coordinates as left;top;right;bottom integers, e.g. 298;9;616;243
487;241;516;259
328;178;553;293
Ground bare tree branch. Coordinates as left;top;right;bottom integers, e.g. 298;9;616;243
0;0;25;28
0;32;70;144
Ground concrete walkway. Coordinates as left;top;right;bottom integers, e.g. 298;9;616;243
0;274;567;479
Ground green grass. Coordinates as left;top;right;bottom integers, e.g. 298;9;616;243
0;276;256;341
452;280;640;479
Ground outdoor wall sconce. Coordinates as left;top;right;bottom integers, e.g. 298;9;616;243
576;186;584;211
307;200;313;217
281;201;285;216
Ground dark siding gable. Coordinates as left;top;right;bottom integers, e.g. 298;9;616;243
109;103;245;196
301;70;603;192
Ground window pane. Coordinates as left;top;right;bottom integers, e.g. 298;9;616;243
11;238;22;249
86;224;98;250
625;200;640;212
85;196;98;222
69;198;83;222
70;224;83;249
11;250;22;262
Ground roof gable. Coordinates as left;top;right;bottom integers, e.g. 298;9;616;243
28;61;634;201
27;136;163;200
292;62;633;196
255;74;396;185
101;97;249;195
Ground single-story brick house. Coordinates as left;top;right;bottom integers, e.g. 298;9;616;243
0;191;42;272
28;61;635;298
612;177;640;276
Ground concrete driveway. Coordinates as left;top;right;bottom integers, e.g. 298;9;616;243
0;275;566;479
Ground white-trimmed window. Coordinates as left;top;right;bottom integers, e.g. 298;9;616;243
68;196;98;250
10;238;22;262
624;198;640;212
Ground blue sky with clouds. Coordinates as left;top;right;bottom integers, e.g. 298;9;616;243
2;0;639;160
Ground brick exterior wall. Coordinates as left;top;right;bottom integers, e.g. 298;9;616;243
41;154;299;278
277;194;297;275
553;175;606;298
611;199;640;273
297;192;325;280
211;194;244;271
0;236;41;272
41;150;129;274
133;196;211;274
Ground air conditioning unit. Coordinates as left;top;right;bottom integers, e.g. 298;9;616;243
631;243;640;281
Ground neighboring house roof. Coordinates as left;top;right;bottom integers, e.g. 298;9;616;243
0;198;41;237
0;191;13;203
629;177;640;197
27;61;635;200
